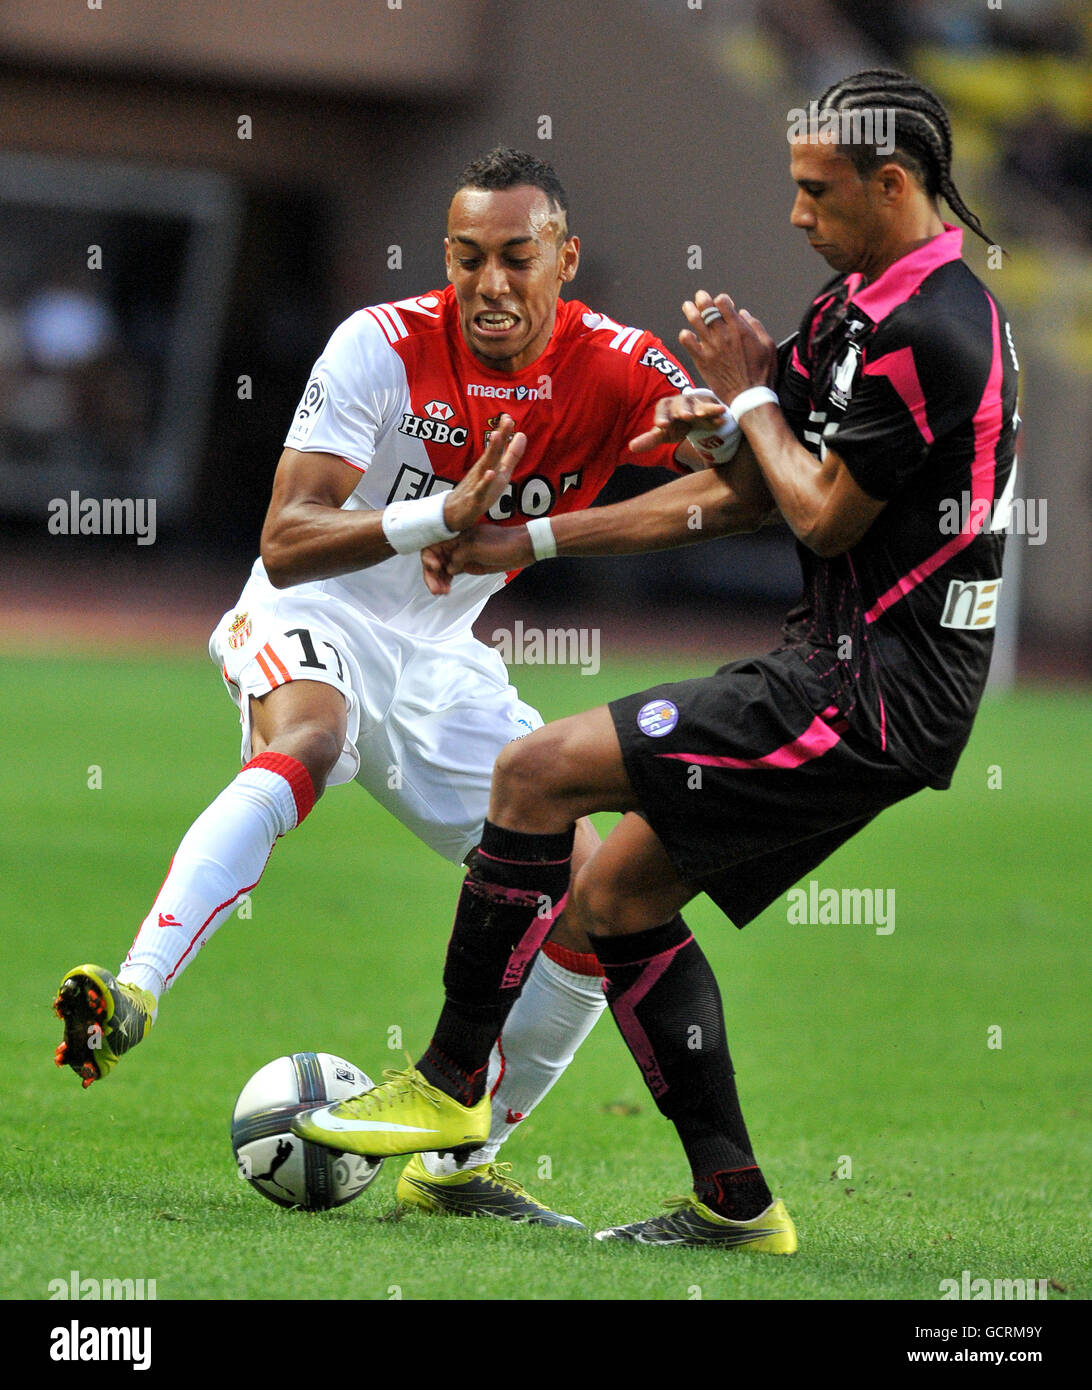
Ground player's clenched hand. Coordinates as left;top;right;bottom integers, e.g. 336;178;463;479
442;415;526;533
679;290;777;404
628;393;727;455
421;539;457;595
422;524;532;596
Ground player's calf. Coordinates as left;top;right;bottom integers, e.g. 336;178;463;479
248;680;347;797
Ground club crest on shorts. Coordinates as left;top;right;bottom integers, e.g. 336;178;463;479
637;699;678;738
227;612;253;650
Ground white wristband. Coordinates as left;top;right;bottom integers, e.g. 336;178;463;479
381;492;457;554
682;387;741;464
526;517;557;561
729;386;779;421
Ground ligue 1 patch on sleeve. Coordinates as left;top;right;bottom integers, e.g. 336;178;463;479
286;376;328;446
637;699;679;737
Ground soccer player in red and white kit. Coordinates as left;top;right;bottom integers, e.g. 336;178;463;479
53;148;753;1224
294;73;1020;1250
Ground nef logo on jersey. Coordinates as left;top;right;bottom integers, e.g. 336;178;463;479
940;578;1002;630
425;400;454;421
639;346;690;392
398;412;468;447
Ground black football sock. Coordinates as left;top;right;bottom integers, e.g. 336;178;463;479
418;821;575;1107
589;917;773;1221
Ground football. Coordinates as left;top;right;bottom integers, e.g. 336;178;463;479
231;1052;384;1210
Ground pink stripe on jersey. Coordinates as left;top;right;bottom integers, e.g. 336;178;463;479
658;712;841;771
851;226;963;323
791;341;810;379
863;345;933;444
865;296;1004;625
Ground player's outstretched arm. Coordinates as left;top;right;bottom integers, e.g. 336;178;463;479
681;290;885;557
421;453;773;595
261;419;524;588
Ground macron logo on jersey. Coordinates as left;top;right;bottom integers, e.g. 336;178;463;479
466;382;543;400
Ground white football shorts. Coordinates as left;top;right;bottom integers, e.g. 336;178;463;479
209;580;542;863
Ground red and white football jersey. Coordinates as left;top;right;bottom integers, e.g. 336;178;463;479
261;285;692;639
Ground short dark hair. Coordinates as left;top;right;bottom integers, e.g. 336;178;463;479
817;69;995;248
454;147;570;219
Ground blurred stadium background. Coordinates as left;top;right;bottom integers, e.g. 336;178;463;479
1;0;1089;677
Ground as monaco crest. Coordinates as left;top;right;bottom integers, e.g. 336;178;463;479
227;612;252;651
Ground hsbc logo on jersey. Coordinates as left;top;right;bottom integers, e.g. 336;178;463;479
639;346;690;391
424;400;454;420
398;412;468;446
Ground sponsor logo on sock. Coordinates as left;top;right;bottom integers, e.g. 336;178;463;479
157;913;182;929
505;1109;524;1124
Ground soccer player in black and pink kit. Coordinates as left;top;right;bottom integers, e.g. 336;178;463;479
295;72;1021;1250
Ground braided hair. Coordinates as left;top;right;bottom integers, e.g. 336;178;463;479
817;69;996;249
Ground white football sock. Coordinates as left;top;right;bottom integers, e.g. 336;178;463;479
118;753;314;1002
431;948;606;1173
118;965;166;1014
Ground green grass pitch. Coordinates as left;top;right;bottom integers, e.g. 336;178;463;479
1;648;1088;1306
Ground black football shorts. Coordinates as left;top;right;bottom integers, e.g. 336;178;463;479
609;647;926;927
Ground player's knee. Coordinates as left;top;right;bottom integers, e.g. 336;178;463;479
270;722;341;797
571;853;681;937
569;863;643;938
493;731;563;812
